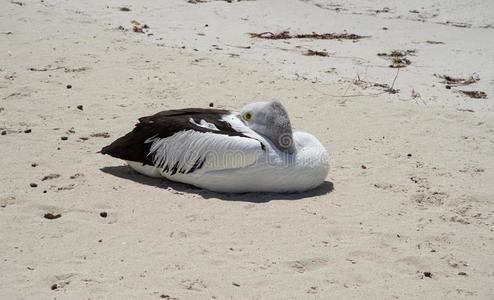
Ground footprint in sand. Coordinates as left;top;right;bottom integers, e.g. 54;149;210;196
49;273;78;290
0;195;18;208
287;257;328;273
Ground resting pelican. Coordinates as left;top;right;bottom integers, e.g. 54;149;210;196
101;100;329;192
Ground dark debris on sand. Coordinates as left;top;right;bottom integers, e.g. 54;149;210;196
434;74;480;87
353;77;399;94
42;173;61;181
249;31;368;40
10;1;24;6
132;22;150;34
303;49;329;57
377;49;415;57
460;90;487;99
90;132;111;138
377;50;415;68
389;57;411;68
426;40;444;44
44;213;61;220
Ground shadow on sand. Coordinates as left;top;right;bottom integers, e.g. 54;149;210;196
100;165;333;203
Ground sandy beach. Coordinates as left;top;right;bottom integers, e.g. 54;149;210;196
1;0;493;298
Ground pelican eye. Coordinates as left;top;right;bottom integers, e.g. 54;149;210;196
243;112;253;120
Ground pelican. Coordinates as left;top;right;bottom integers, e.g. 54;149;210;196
101;100;329;192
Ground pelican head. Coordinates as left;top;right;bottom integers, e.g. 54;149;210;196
239;100;295;154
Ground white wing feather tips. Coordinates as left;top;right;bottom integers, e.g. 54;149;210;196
188;118;220;131
145;130;262;173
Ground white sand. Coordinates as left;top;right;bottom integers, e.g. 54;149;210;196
43;0;494;119
1;0;493;299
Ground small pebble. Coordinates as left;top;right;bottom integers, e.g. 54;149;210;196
43;190;47;193
24;129;31;133
61;136;68;141
30;183;38;188
100;211;108;218
76;105;83;110
209;102;214;107
1;131;6;135
458;272;467;276
445;85;451;89
361;165;367;169
407;153;412;158
51;284;58;290
66;84;72;89
44;213;61;220
31;163;38;167
423;271;432;278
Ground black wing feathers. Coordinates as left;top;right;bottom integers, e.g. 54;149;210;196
101;108;247;167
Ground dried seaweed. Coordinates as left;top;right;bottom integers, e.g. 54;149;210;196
440;21;471;28
372;7;390;14
352;77;399;94
132;23;149;33
389;57;411;68
378;49;414;68
426;40;444;44
459;91;487;99
64;67;89;73
249;31;291;39
249;31;367;40
435;74;479;87
42;173;60;181
303;50;329;57
28;66;64;72
378;49;415;57
90;132;110;138
384;87;400;94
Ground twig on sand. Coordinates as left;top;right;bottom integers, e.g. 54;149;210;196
385;68;400;94
335;68;401;103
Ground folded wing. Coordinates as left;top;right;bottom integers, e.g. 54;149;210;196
101;108;264;175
